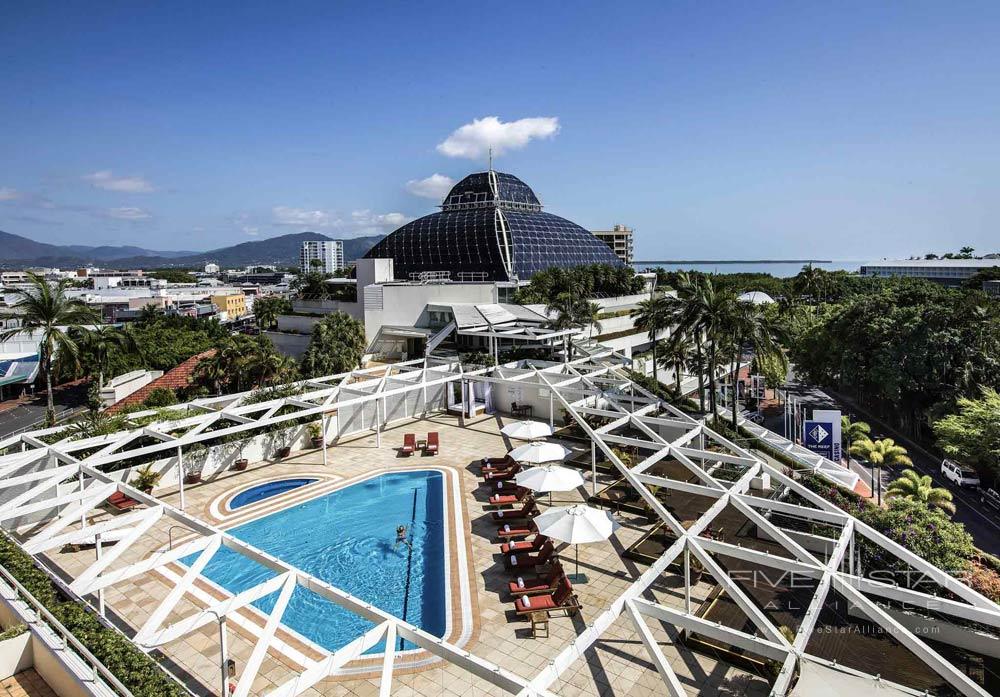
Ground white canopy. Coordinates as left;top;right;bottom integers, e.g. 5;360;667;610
514;465;583;494
508;442;572;464
500;420;553;441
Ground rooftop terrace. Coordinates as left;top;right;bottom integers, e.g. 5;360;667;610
0;354;997;696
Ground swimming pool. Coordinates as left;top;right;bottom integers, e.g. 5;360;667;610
187;470;447;653
228;478;317;510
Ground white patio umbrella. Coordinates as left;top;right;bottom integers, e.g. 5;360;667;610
533;504;620;583
515;464;584;504
501;420;553;441
508;442;572;464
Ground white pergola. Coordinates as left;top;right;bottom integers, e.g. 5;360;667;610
0;352;997;697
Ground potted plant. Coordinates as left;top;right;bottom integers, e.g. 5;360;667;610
232;447;249;471
184;443;207;484
308;421;324;448
131;465;162;494
274;430;291;459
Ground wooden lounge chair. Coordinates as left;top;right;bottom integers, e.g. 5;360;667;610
488;486;531;507
505;541;555;570
500;534;550;556
496;521;537;541
513;577;581;617
106;490;140;511
425;432;439;455
401;433;416;456
483;463;522;483
491;500;538;523
480;456;515;474
507;563;564;598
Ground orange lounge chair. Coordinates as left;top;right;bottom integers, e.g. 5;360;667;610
507;563;564;598
500;534;550;556
513;577;581;617
106;490;140;511
480;456;515;474
483;463;521;483
505;541;555;570
401;433;416;456
496;521;537;541
488;486;531;507
491;501;538;523
425;432;439;455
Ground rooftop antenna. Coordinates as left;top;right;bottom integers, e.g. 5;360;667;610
488;146;493;172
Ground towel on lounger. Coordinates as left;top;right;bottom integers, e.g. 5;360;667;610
511;555;518;566
497;511;504;518
517;577;525;588
522;595;531;608
503;524;510;532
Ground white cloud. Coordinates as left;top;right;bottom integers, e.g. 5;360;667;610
243;226;259;236
84;170;155;193
351;210;409;228
436;116;560;159
405;174;455;200
272;206;339;228
106;206;152;220
0;187;21;201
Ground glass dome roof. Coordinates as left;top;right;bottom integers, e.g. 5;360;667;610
364;170;623;281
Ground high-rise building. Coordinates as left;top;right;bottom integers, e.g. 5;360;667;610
300;240;344;274
591;224;634;265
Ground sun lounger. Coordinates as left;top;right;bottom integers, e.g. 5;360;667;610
496;521;538;540
425;432;439;455
488;486;531;507
481;456;515;474
490;501;537;522
483;463;521;483
106;490;140;511
504;541;555;570
507;563;564;597
500;534;550;556
513;577;581;617
401;433;416;456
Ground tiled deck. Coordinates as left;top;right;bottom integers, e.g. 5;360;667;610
30;412;769;696
0;670;56;697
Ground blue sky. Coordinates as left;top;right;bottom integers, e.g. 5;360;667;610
2;1;999;260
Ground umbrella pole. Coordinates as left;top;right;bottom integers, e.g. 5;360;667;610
570;544;588;584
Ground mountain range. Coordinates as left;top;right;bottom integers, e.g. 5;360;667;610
0;231;384;270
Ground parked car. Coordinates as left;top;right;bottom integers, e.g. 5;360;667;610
980;487;1000;515
941;459;981;487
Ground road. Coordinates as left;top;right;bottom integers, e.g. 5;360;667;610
0;382;89;438
773;377;1000;557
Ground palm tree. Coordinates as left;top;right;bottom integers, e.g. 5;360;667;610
849;437;913;505
673;276;738;416
885;469;956;514
579;301;603;341
794;263;828;304
727;301;787;428
0;272;97;422
657;332;694;398
841;416;871;455
547;292;584;360
74;324;141;388
631;294;673;384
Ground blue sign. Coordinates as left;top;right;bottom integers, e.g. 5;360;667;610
803;420;834;459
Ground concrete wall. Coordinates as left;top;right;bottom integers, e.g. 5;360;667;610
290;299;363;320
275;314;322;334
99;370;162;407
265;330;311;359
363;283;498;343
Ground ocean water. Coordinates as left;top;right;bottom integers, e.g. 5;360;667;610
183;470;446;652
631;261;866;277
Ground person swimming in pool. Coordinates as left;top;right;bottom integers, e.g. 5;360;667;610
395;524;409;549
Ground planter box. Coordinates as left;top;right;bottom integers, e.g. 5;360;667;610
232;459;249;471
310;437;324;449
183;473;202;485
0;630;32;680
275;447;291;459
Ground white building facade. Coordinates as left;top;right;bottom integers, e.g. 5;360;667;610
300;240;344;274
591;224;635;265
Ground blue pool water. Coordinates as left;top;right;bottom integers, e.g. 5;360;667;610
186;470;446;652
229;478;317;510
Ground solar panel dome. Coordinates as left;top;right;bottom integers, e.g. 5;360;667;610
364;170;623;281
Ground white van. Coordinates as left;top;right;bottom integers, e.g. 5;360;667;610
941;459;980;487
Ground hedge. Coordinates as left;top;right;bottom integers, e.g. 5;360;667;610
0;532;185;696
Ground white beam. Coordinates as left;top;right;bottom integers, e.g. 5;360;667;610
625;600;686;696
232;573;298;697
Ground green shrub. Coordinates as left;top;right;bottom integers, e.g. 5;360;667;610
142;387;178;408
0;532;184;696
0;624;27;641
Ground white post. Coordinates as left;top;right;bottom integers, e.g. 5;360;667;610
78;470;87;528
684;545;691;614
549;393;554;430
375;399;382;448
95;532;105;617
591;441;597;496
218;616;228;697
177;446;186;511
849;535;855;576
321;415;329;467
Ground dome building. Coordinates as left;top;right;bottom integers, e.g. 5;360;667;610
364;170;623;282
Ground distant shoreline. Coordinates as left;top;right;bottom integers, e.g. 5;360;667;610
633;259;833;265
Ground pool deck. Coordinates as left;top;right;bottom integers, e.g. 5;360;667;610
32;412;770;697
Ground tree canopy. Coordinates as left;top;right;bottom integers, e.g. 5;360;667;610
299;312;366;378
933;388;1000;483
511;264;645;305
